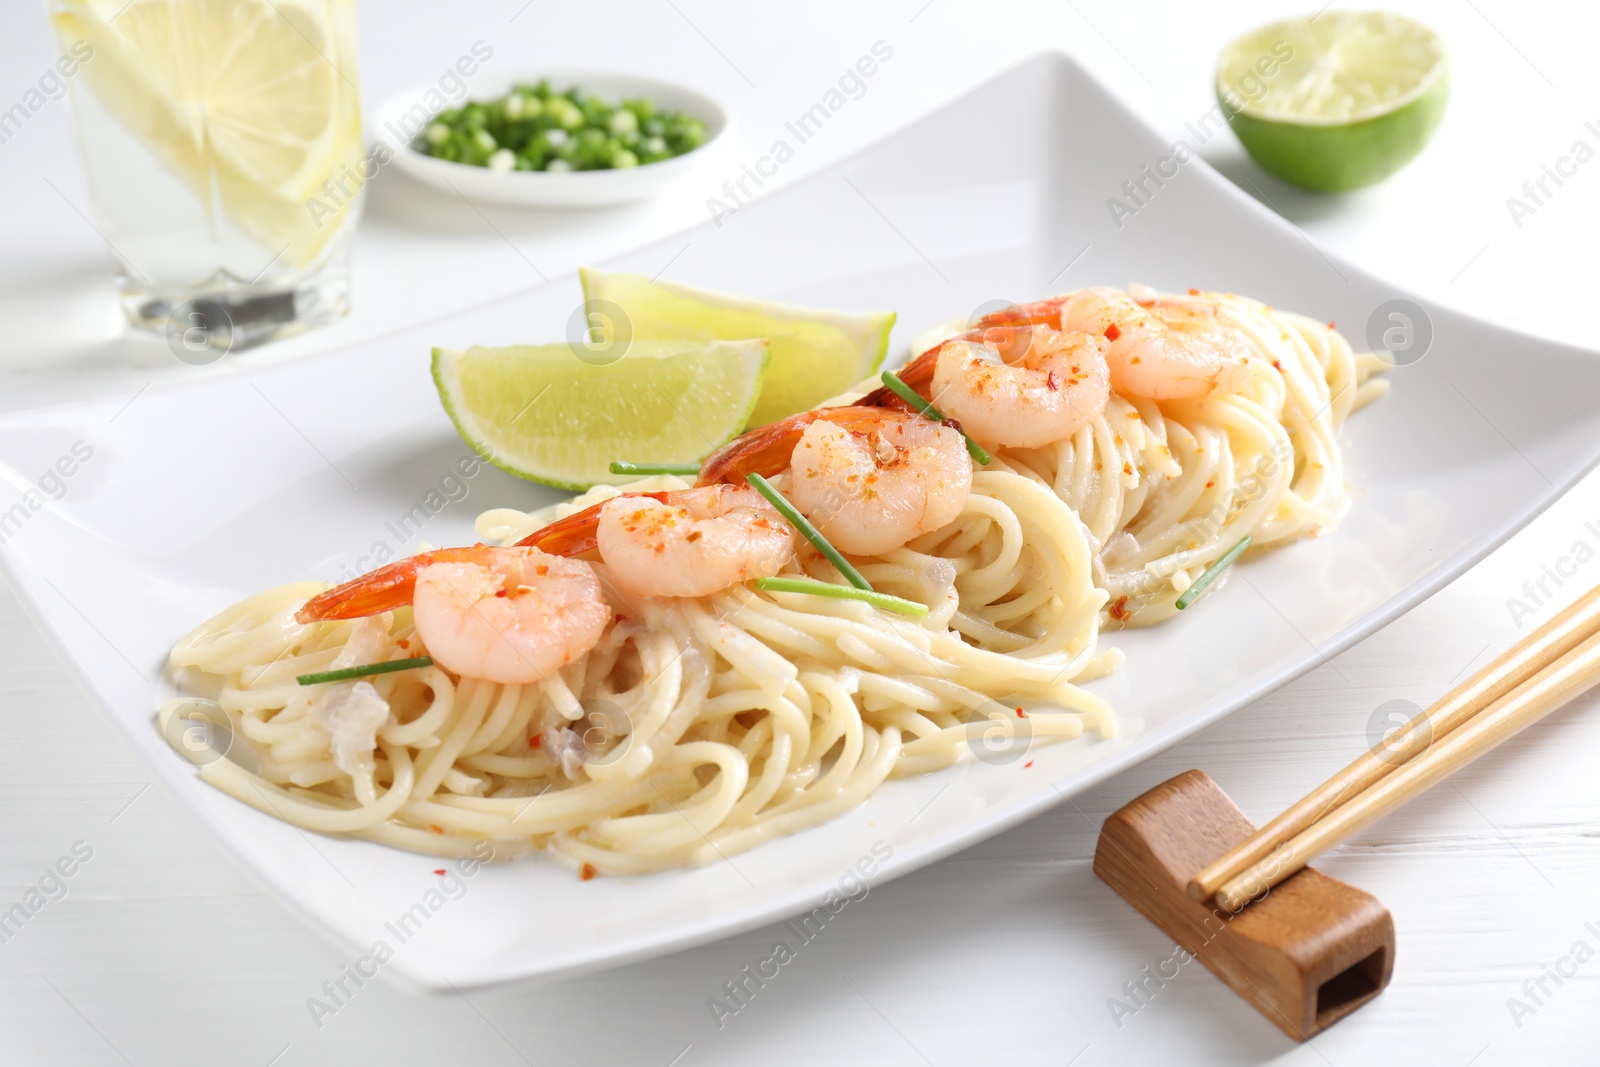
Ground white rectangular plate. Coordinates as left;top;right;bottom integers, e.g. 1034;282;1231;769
4;54;1598;989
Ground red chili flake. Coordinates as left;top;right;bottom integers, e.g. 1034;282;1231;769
1024;761;1035;769
1271;359;1282;371
494;589;509;598
1327;321;1336;329
1104;323;1122;341
428;824;444;835
1015;707;1026;718
1046;369;1060;391
528;735;542;749
397;638;410;650
1205;480;1215;488
1122;461;1133;476
686;530;703;542
536;565;549;576
580;863;598;881
1187;288;1200;296
433;868;446;876
1109;596;1131;622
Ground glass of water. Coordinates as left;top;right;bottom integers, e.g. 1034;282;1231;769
50;0;367;358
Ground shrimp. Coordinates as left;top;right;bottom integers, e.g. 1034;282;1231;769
295;546;609;685
859;287;1249;409
692;406;972;557
787;409;971;556
857;294;1077;412
515;492;671;558
1058;286;1250;400
597;484;794;598
929;326;1111;448
696;406;905;487
297;545;513;622
413;547;609;684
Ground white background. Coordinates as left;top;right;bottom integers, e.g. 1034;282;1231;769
2;1;1599;1064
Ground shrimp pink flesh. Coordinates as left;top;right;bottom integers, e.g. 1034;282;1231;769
412;547;609;684
930;327;1111;448
786;409;971;556
597;485;794;598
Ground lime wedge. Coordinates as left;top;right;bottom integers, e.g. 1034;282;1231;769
1219;12;1448;192
580;268;895;427
433;339;770;490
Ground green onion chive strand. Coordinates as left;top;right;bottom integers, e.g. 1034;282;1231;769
754;577;928;618
744;472;872;592
608;461;701;476
1174;536;1253;611
297;656;435;687
879;371;990;465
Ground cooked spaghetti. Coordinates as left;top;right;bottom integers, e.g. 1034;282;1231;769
161;286;1387;874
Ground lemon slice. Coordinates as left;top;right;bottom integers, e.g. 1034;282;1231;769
433;339;771;490
580;268;895;427
1219;11;1448;191
51;0;364;266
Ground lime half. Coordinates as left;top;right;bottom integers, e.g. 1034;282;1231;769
1219;11;1448;192
433;339;769;490
580;268;895;427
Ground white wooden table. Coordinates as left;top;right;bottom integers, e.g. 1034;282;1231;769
2;2;1596;1063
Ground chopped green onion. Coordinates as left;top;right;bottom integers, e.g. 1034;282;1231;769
609;461;701;476
880;371;990;464
297;656;434;686
745;472;872;591
754;576;928;617
411;83;706;172
1174;536;1252;611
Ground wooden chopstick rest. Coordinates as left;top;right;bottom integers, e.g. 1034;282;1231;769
1095;770;1394;1040
1096;583;1600;1037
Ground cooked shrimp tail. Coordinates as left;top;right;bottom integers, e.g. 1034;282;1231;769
296;545;498;623
514;491;670;557
696;406;906;488
857;298;1069;410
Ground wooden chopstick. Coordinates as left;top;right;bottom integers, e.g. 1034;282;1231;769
1189;583;1600;904
1211;626;1600;911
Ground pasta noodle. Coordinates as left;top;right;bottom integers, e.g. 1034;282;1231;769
161;288;1386;875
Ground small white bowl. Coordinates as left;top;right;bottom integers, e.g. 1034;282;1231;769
370;70;729;208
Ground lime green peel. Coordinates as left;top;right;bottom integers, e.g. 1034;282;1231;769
754;577;928;618
1219;12;1448;192
432;339;767;491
